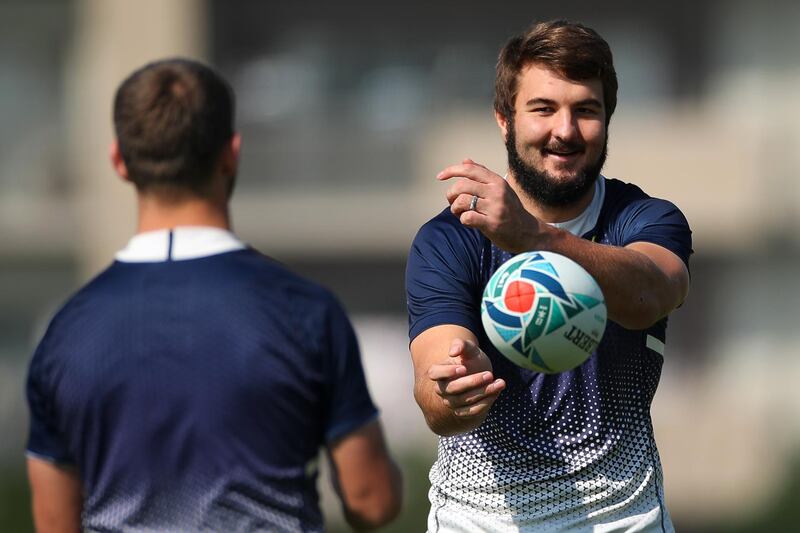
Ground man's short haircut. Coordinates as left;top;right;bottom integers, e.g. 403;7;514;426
113;58;235;195
494;20;618;126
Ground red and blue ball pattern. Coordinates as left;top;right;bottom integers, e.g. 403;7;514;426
481;251;605;373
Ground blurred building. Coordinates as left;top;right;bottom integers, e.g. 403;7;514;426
1;1;799;530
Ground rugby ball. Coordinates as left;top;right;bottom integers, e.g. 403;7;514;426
481;251;606;373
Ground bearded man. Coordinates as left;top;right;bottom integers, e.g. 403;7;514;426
406;20;692;532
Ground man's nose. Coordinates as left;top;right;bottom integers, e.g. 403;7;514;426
552;110;579;142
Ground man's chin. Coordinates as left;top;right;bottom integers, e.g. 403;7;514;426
540;159;586;178
535;165;584;184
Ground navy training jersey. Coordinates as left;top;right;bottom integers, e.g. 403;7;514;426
26;227;378;532
406;178;692;532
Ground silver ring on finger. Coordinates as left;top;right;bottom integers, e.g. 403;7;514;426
468;195;478;211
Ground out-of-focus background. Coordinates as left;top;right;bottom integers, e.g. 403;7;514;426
2;0;799;530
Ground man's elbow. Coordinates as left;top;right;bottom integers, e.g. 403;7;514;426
613;293;676;330
343;466;403;530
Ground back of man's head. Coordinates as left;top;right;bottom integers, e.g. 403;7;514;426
113;58;235;197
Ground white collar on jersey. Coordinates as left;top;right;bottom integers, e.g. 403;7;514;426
115;226;246;263
548;176;605;238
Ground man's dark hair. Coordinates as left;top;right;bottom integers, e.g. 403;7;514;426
494;20;618;126
113;58;235;196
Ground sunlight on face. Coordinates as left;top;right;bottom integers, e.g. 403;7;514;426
510;63;607;182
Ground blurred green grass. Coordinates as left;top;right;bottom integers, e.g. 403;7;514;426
0;465;33;533
719;452;800;533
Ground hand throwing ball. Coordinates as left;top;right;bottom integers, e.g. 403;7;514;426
481;251;606;373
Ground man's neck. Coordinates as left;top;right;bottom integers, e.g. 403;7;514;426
508;171;597;224
135;193;231;234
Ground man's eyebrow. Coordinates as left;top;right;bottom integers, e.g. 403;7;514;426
523;97;603;108
574;98;603;108
524;97;557;107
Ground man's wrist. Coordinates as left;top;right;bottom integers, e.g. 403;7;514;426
538;223;565;253
518;222;561;255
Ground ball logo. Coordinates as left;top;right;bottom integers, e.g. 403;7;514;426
504;281;535;313
481;252;606;373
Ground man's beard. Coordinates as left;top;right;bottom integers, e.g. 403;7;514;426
505;119;607;208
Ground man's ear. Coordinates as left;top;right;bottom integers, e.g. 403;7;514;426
495;111;510;142
110;141;131;182
219;133;241;177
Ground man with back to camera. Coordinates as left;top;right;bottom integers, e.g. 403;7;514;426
406;20;692;532
25;58;402;532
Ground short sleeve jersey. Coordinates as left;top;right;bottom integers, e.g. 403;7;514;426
406;178;692;532
26;228;377;532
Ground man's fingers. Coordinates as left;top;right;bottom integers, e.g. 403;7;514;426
450;193;483;216
442;378;506;407
451;381;506;417
448;337;466;356
452;398;493;418
488;378;506;395
428;363;467;381
445;179;486;206
437;163;500;185
435;371;493;396
458;209;489;229
461;158;490;171
448;337;484;360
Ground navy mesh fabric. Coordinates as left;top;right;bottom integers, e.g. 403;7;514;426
406;178;692;531
27;248;377;532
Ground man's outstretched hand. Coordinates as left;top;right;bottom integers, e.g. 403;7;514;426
427;337;505;420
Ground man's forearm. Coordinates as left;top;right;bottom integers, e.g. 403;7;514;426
539;227;684;330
